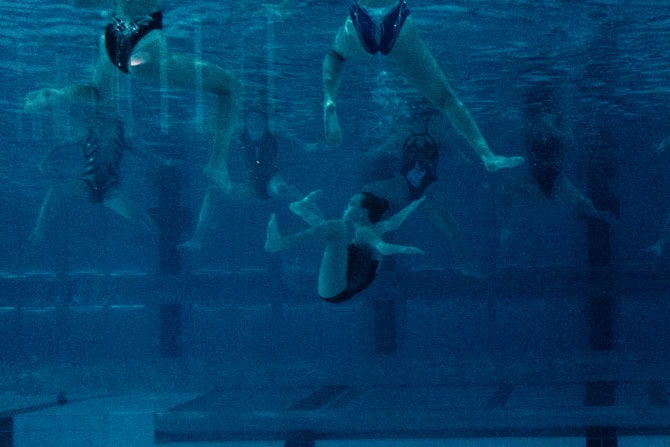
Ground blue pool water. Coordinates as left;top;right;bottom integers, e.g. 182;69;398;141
1;0;669;445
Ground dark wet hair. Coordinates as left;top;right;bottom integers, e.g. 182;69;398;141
359;192;390;224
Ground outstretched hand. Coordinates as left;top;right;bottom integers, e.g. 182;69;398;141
401;245;425;255
373;240;425;256
482;154;525;172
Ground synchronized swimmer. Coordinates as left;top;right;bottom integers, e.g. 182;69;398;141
322;0;524;172
25;0;633;294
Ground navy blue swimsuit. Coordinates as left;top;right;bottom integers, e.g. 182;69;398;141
81;113;125;203
528;132;562;198
240;127;279;199
105;11;163;73
400;133;439;199
350;0;410;55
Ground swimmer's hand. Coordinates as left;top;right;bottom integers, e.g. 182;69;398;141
482;154;525;172
400;246;425;255
289;190;325;226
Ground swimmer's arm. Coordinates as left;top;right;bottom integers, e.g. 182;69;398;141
374;241;424;256
24;84;100;113
375;196;426;234
356;227;423;255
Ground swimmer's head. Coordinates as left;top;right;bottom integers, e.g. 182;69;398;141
344;192;389;225
359;192;390;224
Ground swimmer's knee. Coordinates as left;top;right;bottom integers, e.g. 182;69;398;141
328;48;345;63
433;89;461;111
323;49;346;76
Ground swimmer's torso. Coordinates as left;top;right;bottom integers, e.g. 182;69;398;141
81;113;125;202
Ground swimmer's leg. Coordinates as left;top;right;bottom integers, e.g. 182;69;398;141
30;187;56;242
264;213;283;253
322;18;370;146
390;19;523;172
289;190;325;227
322;49;345;145
30;181;86;241
179;186;220;251
103;191;158;234
202;78;241;192
317;220;349;299
132;32;242;191
264;211;340;253
264;212;348;298
265;213;325;253
556;176;617;224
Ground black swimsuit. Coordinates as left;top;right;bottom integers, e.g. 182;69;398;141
321;244;379;304
240;127;279;199
399;132;439;199
528;132;562;198
105;11;163;73
81;113;125;203
350;0;410;55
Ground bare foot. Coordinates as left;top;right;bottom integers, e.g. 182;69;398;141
289;190;324;226
264;214;282;253
324;101;342;146
482;155;525;172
